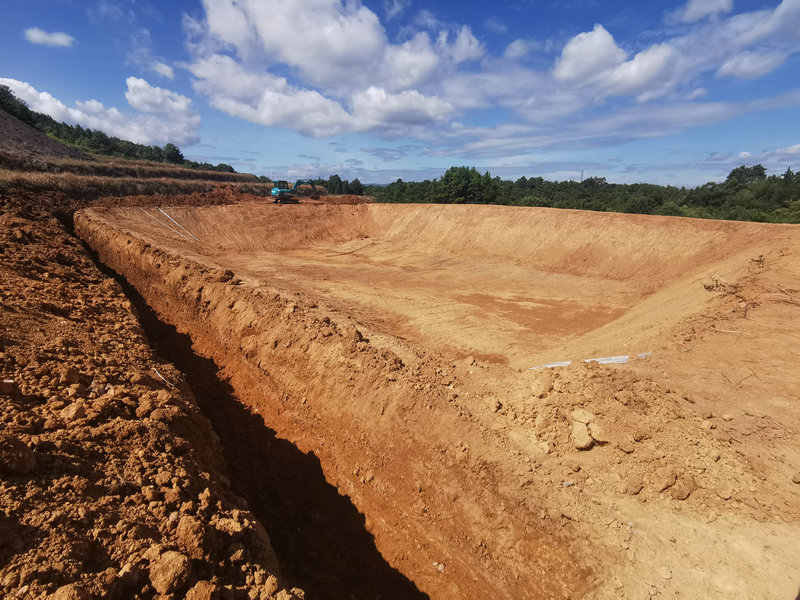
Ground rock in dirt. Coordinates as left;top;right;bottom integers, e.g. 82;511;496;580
588;421;610;444
668;475;695;501
0;379;18;395
177;515;209;559
0;434;36;475
48;584;91;600
571;422;593;450
530;371;554;398
792;472;800;484
624;475;644;496
60;402;87;422
149;550;192;595
185;580;218;600
571;408;595;424
653;468;677;492
716;486;733;500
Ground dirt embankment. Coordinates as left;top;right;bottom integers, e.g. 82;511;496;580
0;190;303;599
76;203;800;599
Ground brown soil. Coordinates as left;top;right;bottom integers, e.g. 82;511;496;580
0;189;305;598
75;201;800;598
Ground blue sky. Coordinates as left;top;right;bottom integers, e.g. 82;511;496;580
1;0;799;186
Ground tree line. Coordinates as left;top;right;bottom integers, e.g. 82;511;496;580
365;165;800;223
0;84;235;173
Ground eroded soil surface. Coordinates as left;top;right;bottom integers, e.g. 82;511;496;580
0;189;305;599
75;201;800;599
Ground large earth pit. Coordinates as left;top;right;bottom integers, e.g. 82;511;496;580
76;202;800;599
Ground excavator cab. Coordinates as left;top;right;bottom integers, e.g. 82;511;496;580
270;180;298;204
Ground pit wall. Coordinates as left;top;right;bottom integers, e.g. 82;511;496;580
75;208;596;599
101;202;775;288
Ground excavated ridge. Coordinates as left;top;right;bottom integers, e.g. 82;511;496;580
75;202;800;599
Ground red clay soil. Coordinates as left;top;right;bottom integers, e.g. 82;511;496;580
0;189;304;599
76;201;800;599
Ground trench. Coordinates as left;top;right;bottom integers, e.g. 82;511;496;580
77;226;426;600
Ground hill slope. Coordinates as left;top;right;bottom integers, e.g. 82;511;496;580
0;109;88;160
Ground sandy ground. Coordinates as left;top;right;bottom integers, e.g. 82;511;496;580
78;201;800;599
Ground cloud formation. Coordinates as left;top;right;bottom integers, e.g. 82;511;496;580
178;0;800;163
24;27;75;47
0;77;201;146
671;0;734;23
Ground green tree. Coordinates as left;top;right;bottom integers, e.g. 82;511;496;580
163;143;184;164
726;164;767;184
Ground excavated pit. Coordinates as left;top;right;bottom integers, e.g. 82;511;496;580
75;202;800;599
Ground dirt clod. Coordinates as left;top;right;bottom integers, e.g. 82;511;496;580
668;475;696;501
149;550;192;595
47;583;91;600
571;422;594;450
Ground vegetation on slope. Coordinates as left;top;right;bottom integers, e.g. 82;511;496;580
0;85;234;173
367;165;800;223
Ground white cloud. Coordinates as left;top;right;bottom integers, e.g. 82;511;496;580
716;51;788;79
670;0;733;23
0;77;200;146
188;53;452;138
438;26;485;64
383;33;440;90
206;0;387;90
23;27;75;47
351;87;452;127
484;17;508;34
685;88;708;100
553;25;626;82
151;61;175;79
433;89;800;159
738;151;752;158
125;77;193;115
775;143;800;155
127;29;176;81
384;0;411;20
609;43;674;97
189;54;353;137
504;39;538;60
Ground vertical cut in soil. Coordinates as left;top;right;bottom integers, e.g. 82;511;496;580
105;267;427;600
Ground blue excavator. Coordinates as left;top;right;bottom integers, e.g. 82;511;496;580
270;179;319;203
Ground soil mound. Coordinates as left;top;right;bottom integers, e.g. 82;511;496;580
0;188;302;598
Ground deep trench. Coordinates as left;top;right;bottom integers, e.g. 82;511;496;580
75;223;427;600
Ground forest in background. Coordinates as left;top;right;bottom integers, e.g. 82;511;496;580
365;165;800;223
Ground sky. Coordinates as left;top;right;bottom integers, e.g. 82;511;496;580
1;0;799;186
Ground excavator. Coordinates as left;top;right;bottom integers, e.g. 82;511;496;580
270;179;319;204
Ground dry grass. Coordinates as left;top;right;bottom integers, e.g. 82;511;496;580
0;152;259;183
0;169;273;201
